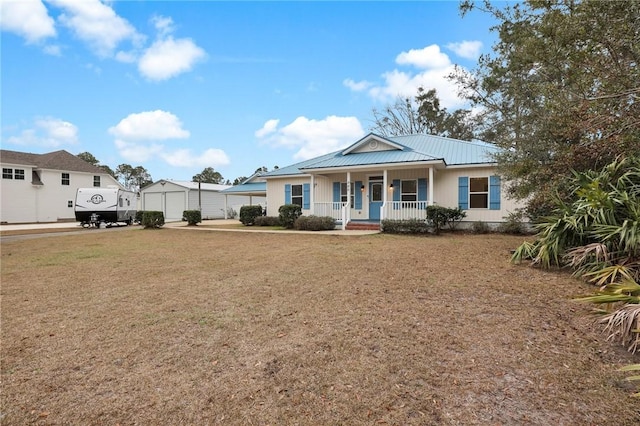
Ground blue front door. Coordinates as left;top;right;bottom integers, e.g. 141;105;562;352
369;182;383;220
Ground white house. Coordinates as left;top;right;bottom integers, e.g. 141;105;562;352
140;180;264;222
0;149;122;224
260;133;525;230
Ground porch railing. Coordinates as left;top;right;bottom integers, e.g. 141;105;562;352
314;202;348;222
381;201;429;221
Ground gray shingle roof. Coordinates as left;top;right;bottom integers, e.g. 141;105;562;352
0;149;108;174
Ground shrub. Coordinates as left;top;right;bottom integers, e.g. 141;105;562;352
183;210;201;225
425;206;449;234
142;211;164;229
498;210;527;234
381;219;430;235
278;204;302;229
472;221;490;234
135;210;144;224
254;216;281;226
239;205;264;226
294;215;336;231
444;207;466;230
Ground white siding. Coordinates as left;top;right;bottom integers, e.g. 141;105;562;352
266;177;311;216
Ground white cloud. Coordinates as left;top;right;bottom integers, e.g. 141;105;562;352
49;0;143;57
344;43;474;110
138;37;206;81
0;0;56;43
395;45;451;69
43;44;62;56
343;78;372;92
109;110;190;140
151;15;175;37
446;40;483;59
114;139;163;163
256;115;365;160
160;148;230;168
6;117;79;148
254;119;279;138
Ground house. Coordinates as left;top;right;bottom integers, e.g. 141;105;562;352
260;133;525;230
0;149;122;224
140;180;264;221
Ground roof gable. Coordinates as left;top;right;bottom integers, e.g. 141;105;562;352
341;133;405;155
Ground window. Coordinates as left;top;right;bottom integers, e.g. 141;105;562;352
401;180;417;202
340;182;355;207
14;169;25;180
3;168;13;179
469;177;489;208
61;173;70;185
93;176;100;187
68;200;73;208
291;184;303;206
119;197;123;207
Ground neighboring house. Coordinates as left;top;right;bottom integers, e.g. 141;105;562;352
0;149;122;224
261;133;525;229
140;180;263;221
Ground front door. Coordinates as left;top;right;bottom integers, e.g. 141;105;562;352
369;181;383;220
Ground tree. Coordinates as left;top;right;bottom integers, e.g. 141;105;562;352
192;167;224;184
454;0;640;218
77;152;99;166
115;164;152;191
370;88;477;140
232;176;248;185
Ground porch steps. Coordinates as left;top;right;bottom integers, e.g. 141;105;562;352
345;221;380;231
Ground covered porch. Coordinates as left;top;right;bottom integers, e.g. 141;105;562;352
306;166;437;230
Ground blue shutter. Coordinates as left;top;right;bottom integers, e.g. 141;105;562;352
393;179;400;209
458;177;469;210
355;180;362;209
333;182;340;210
303;183;310;209
418;178;427;208
489;175;501;210
284;184;291;204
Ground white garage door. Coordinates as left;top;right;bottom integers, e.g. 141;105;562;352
144;192;162;211
165;191;186;221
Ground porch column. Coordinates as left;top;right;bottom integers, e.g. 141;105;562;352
224;194;228;219
310;174;315;215
428;166;434;206
382;169;388;221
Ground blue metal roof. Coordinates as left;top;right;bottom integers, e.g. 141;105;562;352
220;182;266;194
262;133;499;177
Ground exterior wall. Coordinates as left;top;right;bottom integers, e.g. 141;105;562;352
187;190;264;219
433;167;522;223
265;165;525;223
140;181;188;221
1;165;120;223
265;176;310;216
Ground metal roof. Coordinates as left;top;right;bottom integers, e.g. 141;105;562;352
150;180;232;191
262;133;499;178
220;182;266;194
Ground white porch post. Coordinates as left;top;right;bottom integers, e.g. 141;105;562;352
224;194;228;219
310;174;315;215
382;169;388;220
346;171;351;224
428;166;434;206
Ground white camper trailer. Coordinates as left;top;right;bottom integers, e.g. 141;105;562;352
75;187;137;227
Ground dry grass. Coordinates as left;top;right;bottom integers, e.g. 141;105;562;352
1;229;639;425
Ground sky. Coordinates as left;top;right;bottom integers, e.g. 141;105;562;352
1;0;501;183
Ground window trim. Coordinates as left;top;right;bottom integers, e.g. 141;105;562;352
340;182;355;207
93;175;101;187
400;179;417;202
14;169;25;180
469;176;489;209
3;168;13;179
291;184;303;207
61;172;70;186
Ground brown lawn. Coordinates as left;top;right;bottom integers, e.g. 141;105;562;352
1;228;638;425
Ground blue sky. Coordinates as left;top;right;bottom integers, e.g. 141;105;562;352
1;0;500;183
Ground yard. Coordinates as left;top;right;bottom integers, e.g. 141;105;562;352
1;228;638;425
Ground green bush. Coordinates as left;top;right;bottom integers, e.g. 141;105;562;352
278;204;302;229
135;210;144;223
425;206;466;233
294;215;336;231
254;216;281;226
142;211;164;229
239;205;264;225
381;219;430;234
498;210;527;234
445;207;466;230
183;210;201;225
